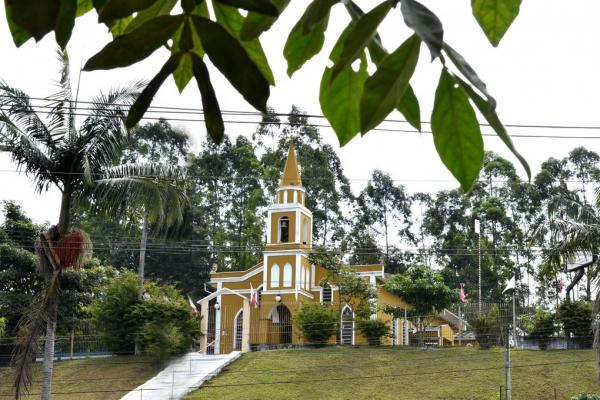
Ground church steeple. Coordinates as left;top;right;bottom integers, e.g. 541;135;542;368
280;144;302;187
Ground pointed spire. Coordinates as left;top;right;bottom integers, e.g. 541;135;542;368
280;144;302;186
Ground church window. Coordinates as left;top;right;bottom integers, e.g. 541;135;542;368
322;285;332;304
302;220;308;244
279;217;289;243
283;263;293;287
271;264;280;288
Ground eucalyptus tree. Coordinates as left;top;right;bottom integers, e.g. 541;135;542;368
0;51;186;399
356;170;413;272
4;0;530;193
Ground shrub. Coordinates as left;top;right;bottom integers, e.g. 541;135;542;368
473;306;501;349
90;271;198;359
295;302;337;346
357;319;389;346
0;317;6;338
570;394;600;400
557;300;593;347
530;308;555;350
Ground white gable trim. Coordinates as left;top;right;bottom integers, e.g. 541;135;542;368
210;265;264;283
198;287;247;304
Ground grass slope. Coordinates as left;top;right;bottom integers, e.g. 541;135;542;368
188;347;597;400
0;356;160;399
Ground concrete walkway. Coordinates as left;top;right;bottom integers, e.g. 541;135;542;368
120;352;241;400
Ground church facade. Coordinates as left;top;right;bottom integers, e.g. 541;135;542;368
197;146;455;354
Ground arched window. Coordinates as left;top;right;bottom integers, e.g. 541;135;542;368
304;266;309;289
271;264;280;288
283;263;293;287
279;217;289;243
341;305;354;345
256;285;263;306
233;309;243;351
302;220;308;244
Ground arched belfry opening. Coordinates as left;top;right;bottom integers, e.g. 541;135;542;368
279;216;289;243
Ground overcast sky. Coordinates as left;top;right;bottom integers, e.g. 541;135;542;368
1;1;599;225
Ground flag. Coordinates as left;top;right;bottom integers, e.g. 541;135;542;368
503;276;516;294
474;219;480;234
558;277;565;293
250;283;258;308
188;295;198;315
459;284;467;302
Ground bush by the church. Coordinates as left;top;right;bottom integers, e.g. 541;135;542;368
473;306;501;349
295;302;338;346
357;319;389;346
90;271;198;359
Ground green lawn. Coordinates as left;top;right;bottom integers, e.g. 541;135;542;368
188;346;598;400
0;356;160;400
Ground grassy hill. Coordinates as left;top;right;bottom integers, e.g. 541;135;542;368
0;356;160;400
188;346;598;400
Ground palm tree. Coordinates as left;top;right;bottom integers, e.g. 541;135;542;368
544;190;600;381
0;50;187;399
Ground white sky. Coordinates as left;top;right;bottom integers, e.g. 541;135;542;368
1;1;599;225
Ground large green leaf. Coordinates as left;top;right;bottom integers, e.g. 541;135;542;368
397;85;421;131
330;1;391;82
303;0;339;33
360;35;421;133
215;0;278;16
213;3;275;85
191;53;225;144
343;1;387;64
192;15;269;112
431;69;483;192
320;25;368;146
126;52;183;128
173;52;194;92
76;0;94;16
123;0;178;34
109;15;133;37
5;3;32;46
55;0;77;48
84;15;184;70
443;43;496;109
240;0;289;40
98;0;157;23
457;77;531;179
400;0;443;60
284;0;332;77
7;0;60;42
472;0;521;47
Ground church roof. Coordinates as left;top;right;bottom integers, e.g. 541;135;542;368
280;144;302;187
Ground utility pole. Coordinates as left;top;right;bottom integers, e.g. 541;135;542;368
135;214;149;356
475;219;482;314
505;327;512;400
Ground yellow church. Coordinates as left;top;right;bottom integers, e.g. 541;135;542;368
197;146;457;354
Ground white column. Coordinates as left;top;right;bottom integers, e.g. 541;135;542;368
241;299;251;352
199;302;209;353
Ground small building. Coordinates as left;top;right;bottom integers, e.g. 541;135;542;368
198;146;457;354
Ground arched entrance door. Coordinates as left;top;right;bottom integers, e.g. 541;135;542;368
268;304;292;345
233;309;243;351
277;304;292;344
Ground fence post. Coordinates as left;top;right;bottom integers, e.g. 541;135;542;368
505;328;512;400
69;329;74;360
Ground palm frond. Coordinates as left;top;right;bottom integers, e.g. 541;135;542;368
87;163;187;231
0;113;57;192
0;82;56;149
46;50;75;142
13;270;61;399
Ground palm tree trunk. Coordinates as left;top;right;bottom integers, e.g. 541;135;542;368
57;189;72;235
41;318;56;400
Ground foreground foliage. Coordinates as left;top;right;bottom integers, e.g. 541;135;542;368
5;0;529;191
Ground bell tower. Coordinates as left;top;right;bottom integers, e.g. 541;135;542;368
263;145;314;298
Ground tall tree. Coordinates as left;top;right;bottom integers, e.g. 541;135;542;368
356;170;413;273
0;51;186;399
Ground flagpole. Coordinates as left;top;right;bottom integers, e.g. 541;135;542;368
512;291;517;348
475;219;482;314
